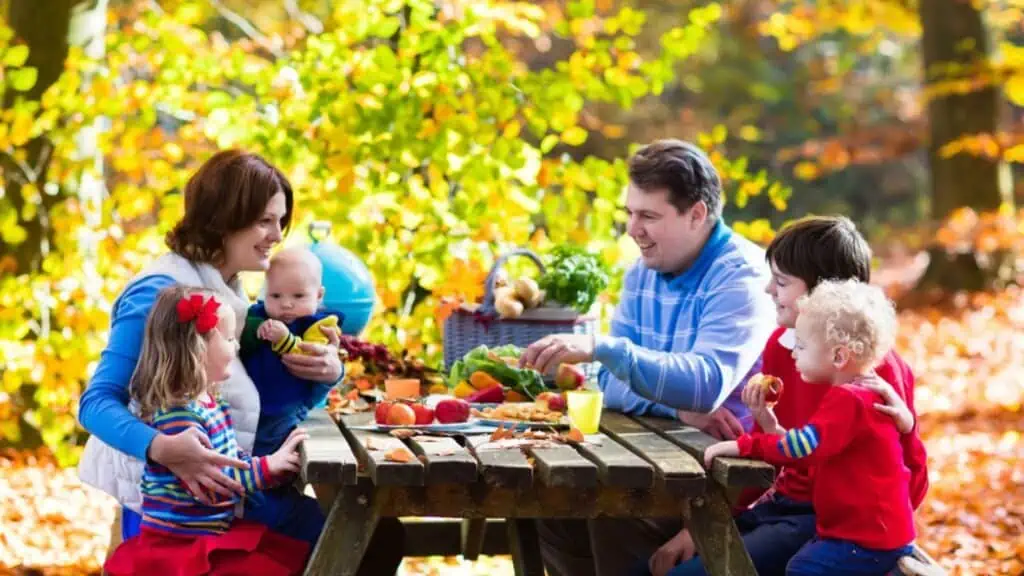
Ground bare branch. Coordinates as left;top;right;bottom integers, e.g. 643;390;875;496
1;147;38;183
33;140;53;180
208;0;284;59
284;0;324;34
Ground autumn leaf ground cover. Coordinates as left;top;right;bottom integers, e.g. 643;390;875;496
1;287;1021;576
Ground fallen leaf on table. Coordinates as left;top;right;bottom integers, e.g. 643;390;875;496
390;428;419;439
565;428;585;443
385;448;414;463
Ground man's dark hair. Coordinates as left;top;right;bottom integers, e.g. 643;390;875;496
627;139;722;217
765;216;872;290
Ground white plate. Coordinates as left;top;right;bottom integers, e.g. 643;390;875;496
348;418;480;433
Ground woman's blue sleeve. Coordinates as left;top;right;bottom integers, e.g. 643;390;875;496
77;275;175;461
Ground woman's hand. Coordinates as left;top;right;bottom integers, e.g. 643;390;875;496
148;429;247;505
861;378;914;434
703;440;739;468
649;529;696;576
281;324;343;383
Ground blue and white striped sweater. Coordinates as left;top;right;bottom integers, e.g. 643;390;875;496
595;221;776;426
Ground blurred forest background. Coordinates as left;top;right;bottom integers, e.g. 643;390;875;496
0;0;1021;574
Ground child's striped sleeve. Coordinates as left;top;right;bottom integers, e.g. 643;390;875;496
151;407;207;436
737;387;861;465
271;331;301;355
224;450;272;493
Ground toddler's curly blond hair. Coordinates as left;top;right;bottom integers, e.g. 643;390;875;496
796;279;897;369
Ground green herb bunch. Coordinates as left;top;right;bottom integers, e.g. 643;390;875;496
538;245;610;313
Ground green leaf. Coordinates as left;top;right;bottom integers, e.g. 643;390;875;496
540;134;559;153
1;223;27;244
561;126;588;146
9;67;37;92
3;45;29;67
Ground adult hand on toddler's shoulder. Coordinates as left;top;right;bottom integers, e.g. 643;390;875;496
266;427;308;477
149;428;248;505
257;319;289;342
649;529;695;576
703;440;739;468
860;377;914;434
281;324;343;383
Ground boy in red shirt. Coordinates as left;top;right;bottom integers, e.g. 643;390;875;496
644;217;927;576
706;278;916;575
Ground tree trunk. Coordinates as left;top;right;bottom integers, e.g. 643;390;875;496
916;0;1013;291
1;1;76;274
0;0;107;451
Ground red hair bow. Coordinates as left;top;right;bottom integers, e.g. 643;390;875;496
176;294;221;334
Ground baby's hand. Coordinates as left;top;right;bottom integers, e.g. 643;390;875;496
266;427;308;478
257;319;289;343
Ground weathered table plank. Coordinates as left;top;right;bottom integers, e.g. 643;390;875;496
572;434;655;489
376;484;689;519
525;444;598;488
465;435;534;489
600;412;705;494
635;416;775;489
300;408;358;486
405;435;478;485
338;414;424;486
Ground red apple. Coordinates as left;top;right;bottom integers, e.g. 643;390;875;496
411;403;435;426
751;374;784;404
435;398;471;424
374;401;393;425
554;363;586;391
387;403;417;426
536;391;567;412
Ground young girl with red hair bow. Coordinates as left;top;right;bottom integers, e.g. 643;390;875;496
105;285;310;576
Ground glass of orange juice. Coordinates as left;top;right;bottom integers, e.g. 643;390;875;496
384;378;420;400
566;389;603;434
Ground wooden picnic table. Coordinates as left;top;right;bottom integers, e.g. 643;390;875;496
298;407;776;576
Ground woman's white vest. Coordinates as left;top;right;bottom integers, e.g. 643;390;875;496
77;252;261;513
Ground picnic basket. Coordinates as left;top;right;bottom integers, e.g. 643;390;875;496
442;248;599;378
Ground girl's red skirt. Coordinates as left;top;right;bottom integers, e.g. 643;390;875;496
104;519;310;576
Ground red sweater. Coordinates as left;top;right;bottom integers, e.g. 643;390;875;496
740;327;929;510
738;381;916;550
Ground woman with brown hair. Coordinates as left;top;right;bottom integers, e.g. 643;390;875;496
77;150;404;574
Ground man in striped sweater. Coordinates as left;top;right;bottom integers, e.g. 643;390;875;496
521;139;776;576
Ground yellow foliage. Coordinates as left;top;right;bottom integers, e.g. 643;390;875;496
0;2;785;461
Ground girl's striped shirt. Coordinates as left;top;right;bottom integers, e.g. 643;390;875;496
140;396;277;536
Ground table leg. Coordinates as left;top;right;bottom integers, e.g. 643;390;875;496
461;518;487;560
304;483;382;576
506;519;545;576
688;486;757;576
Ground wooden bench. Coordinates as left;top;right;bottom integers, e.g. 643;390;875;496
299;407;776;576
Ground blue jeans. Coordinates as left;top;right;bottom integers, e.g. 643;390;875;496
243;484;325;546
786;538;913;576
119;485;322;545
121;507;142;541
633;494;817;576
